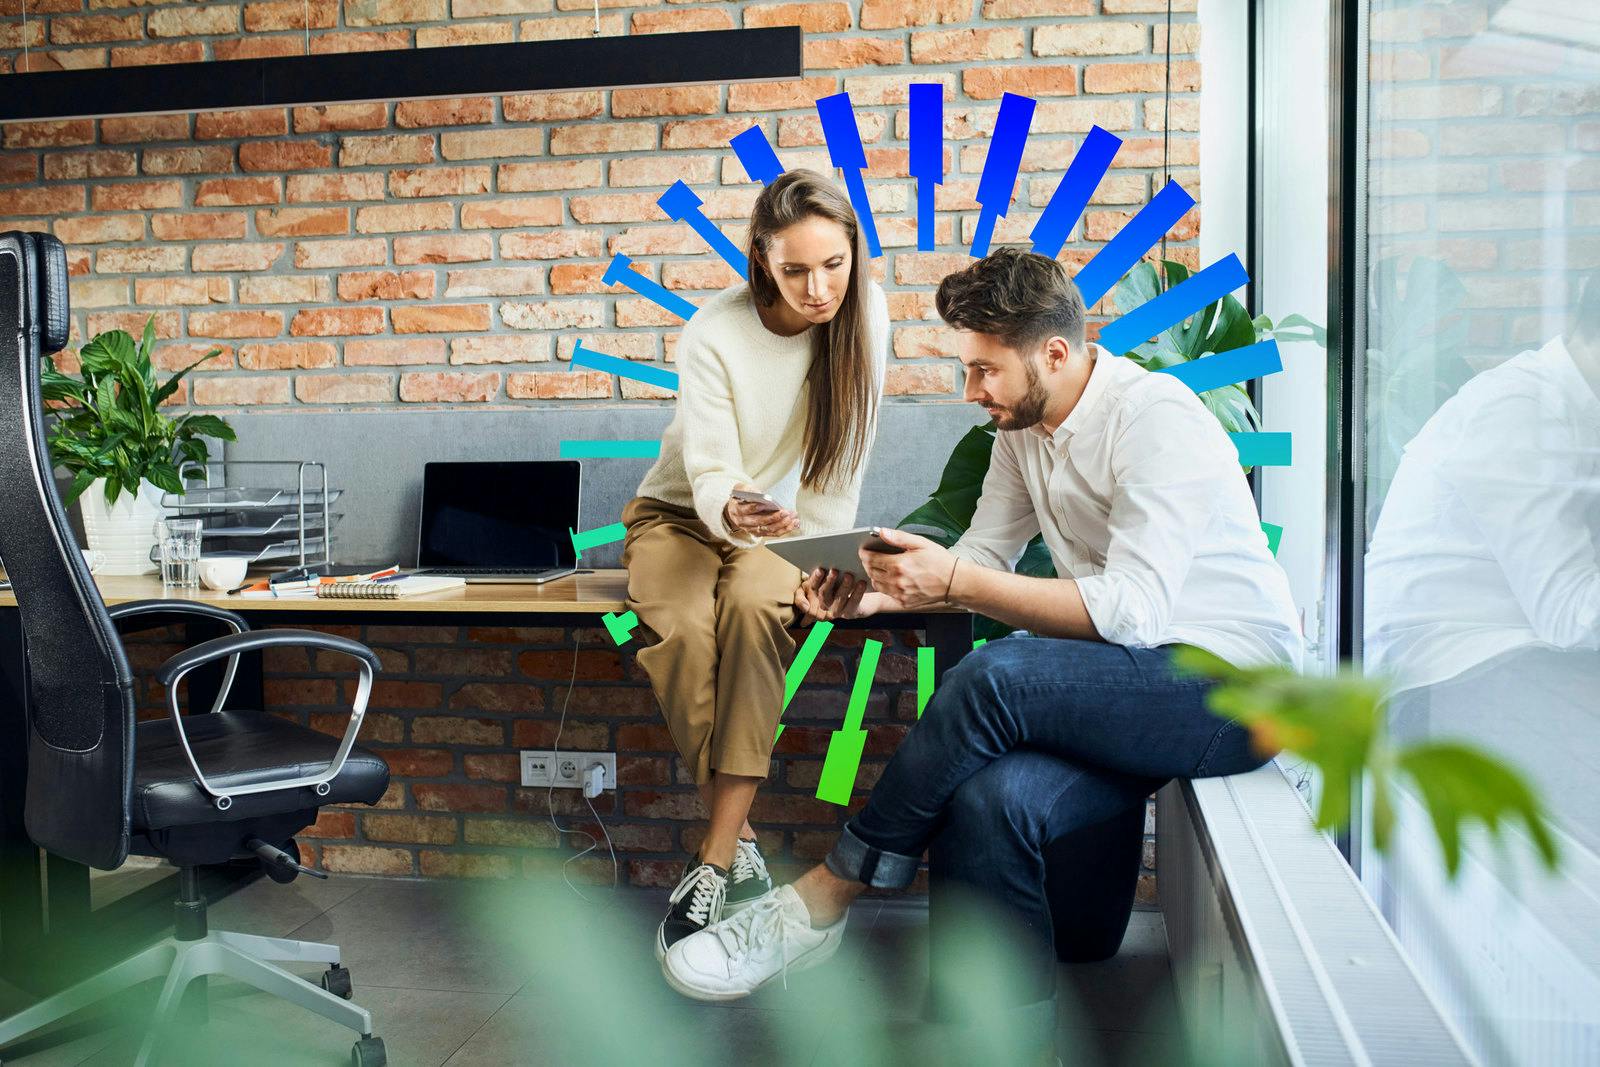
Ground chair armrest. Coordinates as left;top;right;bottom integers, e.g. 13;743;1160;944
108;599;251;634
111;599;249;715
156;629;378;687
155;629;383;812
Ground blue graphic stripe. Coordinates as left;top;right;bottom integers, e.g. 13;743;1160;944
601;253;698;322
1156;339;1283;393
841;167;881;258
730;125;783;184
1030;125;1121;259
917;179;938;251
817;92;881;258
657;180;748;280
570;341;680;391
1230;433;1293;467
909;82;944;252
1097;253;1250;356
971;92;1036;258
559;440;662;459
1075;180;1197;306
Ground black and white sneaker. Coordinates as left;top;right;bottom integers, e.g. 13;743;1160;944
655;860;728;962
725;837;772;914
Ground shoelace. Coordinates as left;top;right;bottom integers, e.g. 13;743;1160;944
713;895;794;989
669;864;726;927
730;839;769;885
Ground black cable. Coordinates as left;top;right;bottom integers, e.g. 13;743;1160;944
1160;0;1174;272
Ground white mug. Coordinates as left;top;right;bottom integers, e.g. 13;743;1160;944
197;556;248;592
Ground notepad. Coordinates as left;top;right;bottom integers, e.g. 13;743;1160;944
315;575;466;599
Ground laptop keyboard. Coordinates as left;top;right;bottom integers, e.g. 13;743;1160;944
424;567;559;576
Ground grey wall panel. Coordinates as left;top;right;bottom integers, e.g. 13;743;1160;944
220;403;988;569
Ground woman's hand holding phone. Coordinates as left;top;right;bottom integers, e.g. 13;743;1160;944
724;483;800;539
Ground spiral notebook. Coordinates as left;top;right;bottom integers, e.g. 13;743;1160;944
315;575;466;600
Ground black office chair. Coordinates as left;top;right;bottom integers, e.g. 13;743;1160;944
0;231;393;1066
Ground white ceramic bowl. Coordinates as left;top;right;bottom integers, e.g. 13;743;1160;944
197;556;248;592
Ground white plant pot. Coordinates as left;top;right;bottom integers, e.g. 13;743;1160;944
78;479;169;576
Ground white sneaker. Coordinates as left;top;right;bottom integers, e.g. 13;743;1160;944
654;861;727;963
661;884;846;1002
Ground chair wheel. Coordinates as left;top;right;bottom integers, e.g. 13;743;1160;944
321;965;353;999
352;1036;386;1067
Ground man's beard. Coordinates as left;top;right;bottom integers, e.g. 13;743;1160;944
990;357;1051;431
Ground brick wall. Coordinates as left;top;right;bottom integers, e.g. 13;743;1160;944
0;0;1201;404
1366;0;1598;362
124;618;1157;897
7;0;1196;893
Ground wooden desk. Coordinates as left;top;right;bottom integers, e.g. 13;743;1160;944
0;570;972;992
0;569;633;614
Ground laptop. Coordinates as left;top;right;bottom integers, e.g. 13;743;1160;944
412;460;581;584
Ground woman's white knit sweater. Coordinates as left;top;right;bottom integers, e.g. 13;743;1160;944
634;280;889;547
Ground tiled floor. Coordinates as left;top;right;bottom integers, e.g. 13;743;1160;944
0;872;1190;1066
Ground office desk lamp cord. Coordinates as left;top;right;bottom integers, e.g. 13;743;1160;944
549;630;619;902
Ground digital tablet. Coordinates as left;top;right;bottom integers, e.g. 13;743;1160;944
763;527;902;582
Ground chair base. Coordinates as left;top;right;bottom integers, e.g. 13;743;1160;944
0;928;375;1066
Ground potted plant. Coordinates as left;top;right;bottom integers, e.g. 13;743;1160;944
41;317;234;575
899;260;1324;640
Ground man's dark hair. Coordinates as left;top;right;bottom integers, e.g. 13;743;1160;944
935;247;1088;352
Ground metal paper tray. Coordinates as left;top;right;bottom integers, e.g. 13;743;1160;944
194;512;343;538
150;536;328;566
168;487;343;511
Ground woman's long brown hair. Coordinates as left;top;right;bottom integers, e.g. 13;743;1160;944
746;169;878;493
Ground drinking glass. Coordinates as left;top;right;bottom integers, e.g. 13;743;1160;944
155;517;203;588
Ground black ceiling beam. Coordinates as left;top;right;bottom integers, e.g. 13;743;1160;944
0;26;803;123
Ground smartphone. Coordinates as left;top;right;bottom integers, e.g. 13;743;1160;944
730;489;783;513
861;529;907;555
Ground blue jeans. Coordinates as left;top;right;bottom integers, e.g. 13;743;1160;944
824;636;1270;1042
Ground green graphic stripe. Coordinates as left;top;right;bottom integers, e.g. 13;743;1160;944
602;610;638;646
569;521;627;560
916;646;935;720
1262;522;1283;556
816;639;882;805
775;621;833;743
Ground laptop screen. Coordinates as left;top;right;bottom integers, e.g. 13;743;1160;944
417;461;580;569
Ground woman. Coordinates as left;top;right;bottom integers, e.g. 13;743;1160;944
622;169;889;962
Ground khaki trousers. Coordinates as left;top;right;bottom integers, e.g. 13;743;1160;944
621;496;802;785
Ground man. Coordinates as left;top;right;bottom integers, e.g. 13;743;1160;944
661;248;1302;1051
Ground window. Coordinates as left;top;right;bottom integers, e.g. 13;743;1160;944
1350;1;1600;1060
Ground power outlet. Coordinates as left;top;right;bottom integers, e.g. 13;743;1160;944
520;750;615;790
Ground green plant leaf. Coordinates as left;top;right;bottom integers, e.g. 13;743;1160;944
1271;313;1327;347
63;469;98;506
152;348;223;407
1395;742;1561;878
177;413;236;442
77;330;136;376
145;461;185;495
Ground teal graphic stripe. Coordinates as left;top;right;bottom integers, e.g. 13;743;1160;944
1231;432;1292;467
558;440;662;459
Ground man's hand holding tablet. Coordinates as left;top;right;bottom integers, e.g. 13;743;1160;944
790;526;958;623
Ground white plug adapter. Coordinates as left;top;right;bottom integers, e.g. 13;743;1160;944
581;762;606;799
